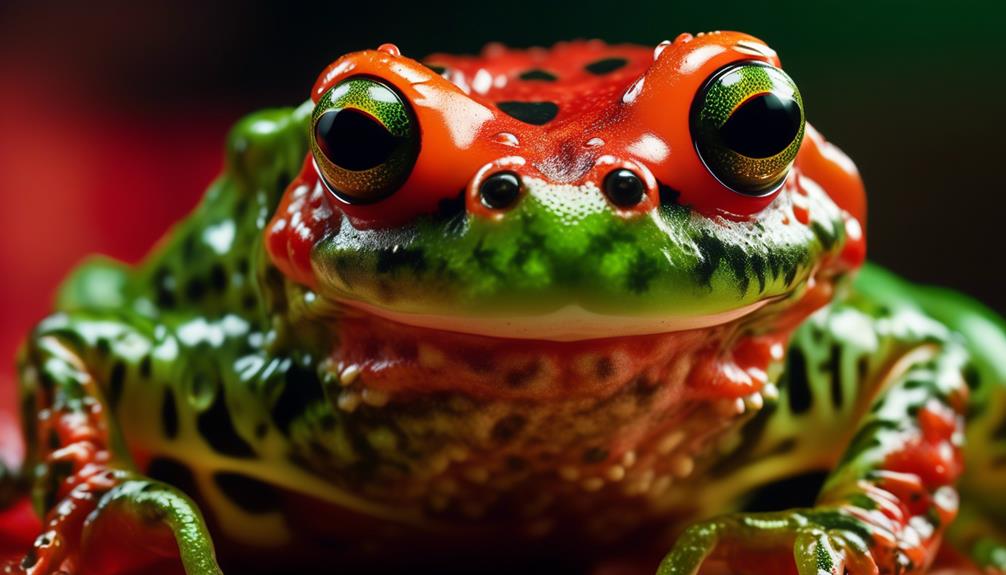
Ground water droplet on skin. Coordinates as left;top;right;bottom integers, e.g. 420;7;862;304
653;40;672;60
623;78;645;104
492;132;520;147
377;43;401;56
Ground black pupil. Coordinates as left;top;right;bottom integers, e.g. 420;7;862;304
719;92;801;159
603;169;645;207
480;172;521;209
315;109;400;171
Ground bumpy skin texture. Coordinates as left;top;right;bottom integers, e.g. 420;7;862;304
2;33;1005;575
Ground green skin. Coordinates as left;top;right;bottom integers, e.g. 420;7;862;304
3;99;1006;574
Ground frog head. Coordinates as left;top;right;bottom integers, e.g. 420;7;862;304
267;33;865;343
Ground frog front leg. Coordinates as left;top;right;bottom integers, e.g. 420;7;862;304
5;315;222;575
659;343;970;575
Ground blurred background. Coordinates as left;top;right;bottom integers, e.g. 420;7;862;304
0;0;1004;431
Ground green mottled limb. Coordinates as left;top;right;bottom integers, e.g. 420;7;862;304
12;314;222;575
854;264;1006;572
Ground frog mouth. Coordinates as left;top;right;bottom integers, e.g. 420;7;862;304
338;298;772;342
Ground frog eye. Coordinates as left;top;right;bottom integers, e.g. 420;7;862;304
690;62;805;197
311;77;419;204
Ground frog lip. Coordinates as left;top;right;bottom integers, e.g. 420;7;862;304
337;299;771;342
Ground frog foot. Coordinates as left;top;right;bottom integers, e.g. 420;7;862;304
658;507;906;575
3;467;221;575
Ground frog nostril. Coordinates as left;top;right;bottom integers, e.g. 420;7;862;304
479;171;522;210
603;169;646;207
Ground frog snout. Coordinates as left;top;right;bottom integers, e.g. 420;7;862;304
468;156;661;217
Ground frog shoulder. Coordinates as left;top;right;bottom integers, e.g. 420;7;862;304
225;101;312;208
851;263;1006;390
56;255;131;313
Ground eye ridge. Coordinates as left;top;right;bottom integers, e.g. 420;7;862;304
315;108;401;171
719;92;803;159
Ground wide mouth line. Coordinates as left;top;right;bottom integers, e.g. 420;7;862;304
337;298;772;342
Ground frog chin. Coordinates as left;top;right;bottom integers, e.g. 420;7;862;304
337;298;772;342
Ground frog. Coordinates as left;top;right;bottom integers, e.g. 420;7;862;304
1;31;1005;575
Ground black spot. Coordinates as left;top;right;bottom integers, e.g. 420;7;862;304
993;415;1006;442
154;269;176;309
185;278;206;301
810;222;838;251
95;338;111;357
595;357;614;380
148;457;200;499
584;57;628;75
695;233;726;287
209;264;228;292
506;456;528;471
213;472;280;514
139;355;153;379
657;182;681;205
242;293;258;311
496;101;559;125
583;447;608;463
782;347;812;414
162;389;179;440
435;190;466;220
750;254;767;293
840;419;899;465
491;415;527;443
627;252;659;294
21;547;38;569
826;345;844;408
196;389;256;458
271;363;326;435
963;363;981;391
519;69;558;82
504;361;541;387
376;248;426;274
725;244;749;295
107;362;126;411
742;471;829;512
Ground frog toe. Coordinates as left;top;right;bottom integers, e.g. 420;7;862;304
78;479;222;575
658;509;887;575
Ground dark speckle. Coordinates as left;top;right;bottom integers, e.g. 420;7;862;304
148;457;200;500
214;472;280;514
658;182;681;205
519;69;558;82
197;389;255;458
491;415;527;443
271;364;326;435
497;101;559;125
162;388;179;440
585;58;628;75
782;347;812;415
583;447;608;463
436;190;466;220
209;264;228;292
186;278;206;301
107;362;126;411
